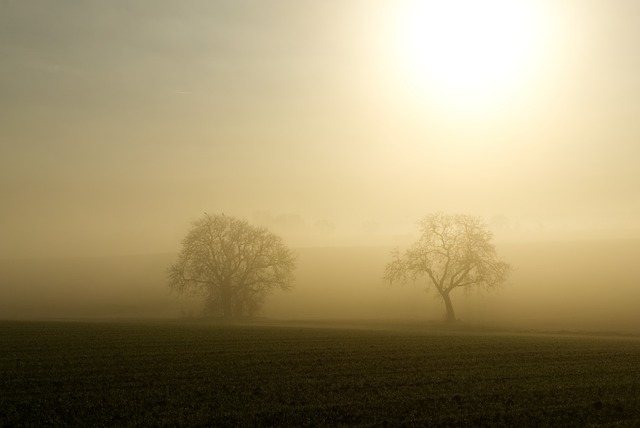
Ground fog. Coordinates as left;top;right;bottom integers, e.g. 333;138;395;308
1;239;639;333
269;241;640;331
1;2;640;331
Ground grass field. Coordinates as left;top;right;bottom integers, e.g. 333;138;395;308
1;320;639;427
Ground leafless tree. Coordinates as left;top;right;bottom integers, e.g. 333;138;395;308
168;213;296;318
384;213;511;323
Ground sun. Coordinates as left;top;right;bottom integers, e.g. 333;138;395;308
390;0;546;114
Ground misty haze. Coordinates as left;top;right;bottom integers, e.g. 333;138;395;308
2;1;640;426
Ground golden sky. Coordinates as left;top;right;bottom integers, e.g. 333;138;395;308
1;0;640;257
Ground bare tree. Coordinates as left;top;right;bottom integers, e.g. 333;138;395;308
168;213;296;318
384;213;511;323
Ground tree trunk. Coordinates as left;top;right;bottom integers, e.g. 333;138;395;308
441;291;456;323
221;284;234;318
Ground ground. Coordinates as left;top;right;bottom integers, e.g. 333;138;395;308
1;319;639;427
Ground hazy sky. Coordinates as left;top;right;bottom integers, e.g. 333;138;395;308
2;0;640;257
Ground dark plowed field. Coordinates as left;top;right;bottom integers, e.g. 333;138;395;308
1;320;639;427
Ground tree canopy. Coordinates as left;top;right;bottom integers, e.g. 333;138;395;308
168;213;296;318
384;213;511;323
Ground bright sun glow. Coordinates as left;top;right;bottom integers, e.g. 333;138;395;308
391;0;547;114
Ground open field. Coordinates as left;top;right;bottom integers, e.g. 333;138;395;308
1;320;640;426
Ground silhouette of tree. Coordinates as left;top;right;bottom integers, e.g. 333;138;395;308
168;213;296;318
384;213;511;323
